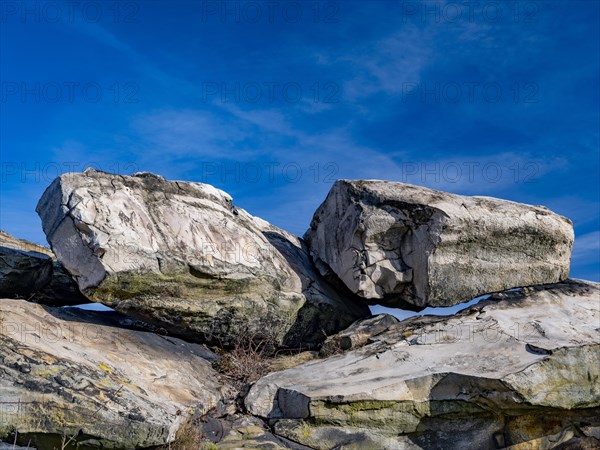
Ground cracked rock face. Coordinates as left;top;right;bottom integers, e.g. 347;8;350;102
35;169;368;347
245;280;600;449
0;299;221;450
305;180;574;309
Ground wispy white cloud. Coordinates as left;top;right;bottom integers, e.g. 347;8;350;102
544;196;600;228
221;105;296;136
337;26;434;100
572;231;600;262
70;22;198;92
130;109;254;159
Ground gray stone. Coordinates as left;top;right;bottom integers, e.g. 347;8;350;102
0;246;52;298
273;420;421;450
0;298;221;449
35;169;369;347
210;415;312;449
305;180;574;309
319;313;398;357
0;231;86;306
246;280;600;449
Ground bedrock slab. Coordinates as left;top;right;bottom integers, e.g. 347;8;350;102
305;180;574;309
0;299;221;449
246;280;600;449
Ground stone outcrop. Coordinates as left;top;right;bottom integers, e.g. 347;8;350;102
245;280;600;449
12;172;595;449
0;299;221;449
35;169;369;347
0;231;87;306
319;313;398;357
305;180;574;309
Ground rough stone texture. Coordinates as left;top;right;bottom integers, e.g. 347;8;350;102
0;245;52;298
269;352;319;373
319;314;398;357
0;231;87;306
305;180;574;309
0;299;221;449
273;420;422;450
206;416;312;449
50;304;199;343
246;280;600;449
35;169;369;347
212;416;288;449
0;231;54;258
272;415;600;450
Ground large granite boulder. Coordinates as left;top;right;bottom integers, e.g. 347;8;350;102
305;180;574;309
0;299;221;449
0;231;87;306
35;169;369;347
246;280;600;449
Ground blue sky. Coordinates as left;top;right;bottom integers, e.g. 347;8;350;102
1;0;599;295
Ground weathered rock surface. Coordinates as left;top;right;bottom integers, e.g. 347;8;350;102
202;415;312;449
0;231;54;258
0;299;221;449
36;170;369;347
0;231;87;306
246;280;600;449
319;313;398;357
305;180;574;309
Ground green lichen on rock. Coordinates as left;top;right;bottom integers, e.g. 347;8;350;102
36;170;369;350
90;271;259;302
88;268;359;348
311;399;486;433
87;270;309;346
0;299;221;450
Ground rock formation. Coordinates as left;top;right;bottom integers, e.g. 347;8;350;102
246;280;600;449
305;180;574;309
35;169;369;347
0;231;87;306
0;172;594;449
0;299;221;449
